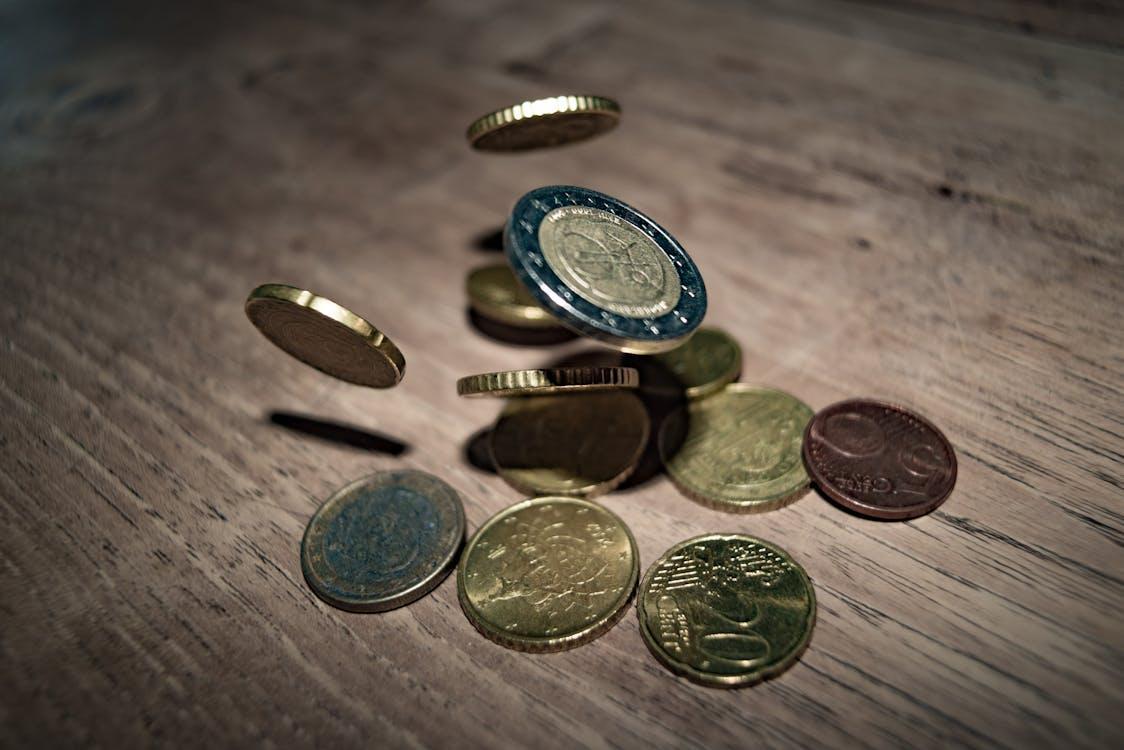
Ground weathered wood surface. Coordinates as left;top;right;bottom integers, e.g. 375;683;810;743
1;0;1121;747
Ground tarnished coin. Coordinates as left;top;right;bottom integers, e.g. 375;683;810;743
627;326;742;399
456;366;638;398
466;264;561;329
466;95;620;152
505;186;707;354
660;384;813;513
490;390;649;497
803;399;957;520
301;471;465;612
457;496;639;651
638;534;815;688
245;283;405;387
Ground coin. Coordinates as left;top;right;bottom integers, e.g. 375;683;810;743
456;366;639;398
490;390;649;497
457;496;638;651
505;185;707;354
659;384;813;513
301;470;465;612
803;399;957;520
627;326;742;399
245;283;405;387
466;264;561;329
638;534;815;688
466;95;620;152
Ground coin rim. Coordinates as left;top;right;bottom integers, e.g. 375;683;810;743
466;95;621;151
457;496;640;652
658;383;814;513
504;185;707;354
802;398;958;520
301;470;466;613
466;264;563;329
489;390;650;498
637;533;816;688
245;283;406;387
456;366;639;398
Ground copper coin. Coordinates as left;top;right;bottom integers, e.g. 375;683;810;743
802;399;957;520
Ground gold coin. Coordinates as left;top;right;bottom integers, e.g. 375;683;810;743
659;384;813;512
456;367;638;398
466;95;620;152
466;264;561;329
458;496;639;651
490;391;649;497
638;534;815;688
628;327;742;399
245;284;405;387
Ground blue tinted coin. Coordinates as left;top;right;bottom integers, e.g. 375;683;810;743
301;470;465;612
504;186;707;353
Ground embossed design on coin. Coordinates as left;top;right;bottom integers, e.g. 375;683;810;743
628;326;742;399
803;399;957;520
490;391;649;497
660;384;813;512
245;283;405;387
539;206;681;319
466;95;620;151
638;534;815;687
302;471;465;612
457;497;639;651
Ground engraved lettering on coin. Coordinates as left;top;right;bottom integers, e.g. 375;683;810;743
538;206;681;319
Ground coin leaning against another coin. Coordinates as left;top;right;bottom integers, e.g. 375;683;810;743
466;95;621;152
466;263;562;329
458;496;639;651
638;534;816;688
456;367;638;397
301;470;465;613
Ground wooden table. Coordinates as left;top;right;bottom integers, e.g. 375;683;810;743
2;1;1121;746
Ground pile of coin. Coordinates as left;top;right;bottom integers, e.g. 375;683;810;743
243;95;957;689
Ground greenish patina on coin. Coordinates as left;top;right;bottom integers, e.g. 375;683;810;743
638;534;816;688
301;470;465;612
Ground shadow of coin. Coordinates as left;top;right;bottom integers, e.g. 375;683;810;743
541;348;625;369
472;226;505;252
268;411;410;456
463;425;497;474
618;387;688;491
466;308;577;346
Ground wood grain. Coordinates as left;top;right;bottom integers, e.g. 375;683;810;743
1;0;1121;747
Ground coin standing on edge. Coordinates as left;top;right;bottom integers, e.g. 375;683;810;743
458;497;639;651
660;384;814;513
627;326;742;399
803;398;957;520
467;264;561;329
245;283;405;387
301;470;465;612
505;185;707;354
638;534;816;688
466;95;620;152
490;390;649;497
456;366;638;398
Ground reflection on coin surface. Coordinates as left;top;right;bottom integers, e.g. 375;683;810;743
505;186;706;353
491;391;649;497
466;264;561;329
458;497;638;651
660;384;813;512
245;284;405;387
466;95;620;152
803;399;957;520
638;534;815;688
628;327;742;399
301;471;465;612
457;367;638;398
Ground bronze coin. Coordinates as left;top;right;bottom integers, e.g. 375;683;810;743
802;399;957;520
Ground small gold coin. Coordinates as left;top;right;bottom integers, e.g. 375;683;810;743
628;327;742;399
458;496;639;651
659;384;813;512
490;391;649;497
456;367;638;398
638;534;815;688
245;284;405;387
466;95;620;152
466;264;561;329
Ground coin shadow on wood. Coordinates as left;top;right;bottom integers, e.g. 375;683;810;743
463;425;497;474
466;308;577;347
472;226;505;252
268;412;411;456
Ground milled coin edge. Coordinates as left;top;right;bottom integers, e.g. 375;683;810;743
456;367;639;398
